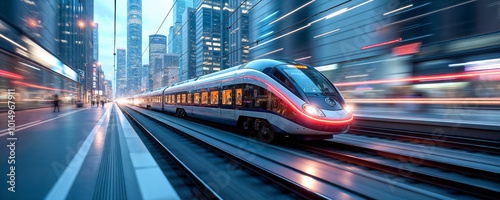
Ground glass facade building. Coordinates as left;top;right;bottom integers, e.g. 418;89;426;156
148;34;166;90
181;7;197;81
116;48;127;97
127;0;142;94
228;0;251;66
195;0;230;77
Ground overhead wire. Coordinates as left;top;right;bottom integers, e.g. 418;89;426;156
141;0;179;58
113;0;117;97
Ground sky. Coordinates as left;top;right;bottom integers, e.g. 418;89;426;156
94;0;174;93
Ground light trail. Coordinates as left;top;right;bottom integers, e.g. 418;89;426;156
335;70;500;87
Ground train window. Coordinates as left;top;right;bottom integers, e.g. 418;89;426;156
194;93;200;104
177;94;181;103
235;89;242;105
182;94;186;103
254;86;269;110
201;92;208;104
283;68;339;96
210;91;219;105
222;90;232;105
272;70;297;93
187;94;192;103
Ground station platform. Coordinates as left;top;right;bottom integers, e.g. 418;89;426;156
0;103;180;199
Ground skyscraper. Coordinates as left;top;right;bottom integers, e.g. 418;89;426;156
127;0;142;94
195;0;229;77
168;22;182;55
168;25;175;54
117;48;127;97
181;7;197;81
174;0;194;23
141;64;149;92
148;34;166;90
228;0;250;66
93;23;99;62
152;54;179;89
57;0;94;102
172;0;193;76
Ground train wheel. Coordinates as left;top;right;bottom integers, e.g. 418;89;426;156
257;122;277;143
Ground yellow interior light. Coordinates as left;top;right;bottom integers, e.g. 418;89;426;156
287;65;308;69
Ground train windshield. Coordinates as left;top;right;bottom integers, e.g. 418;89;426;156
282;68;339;96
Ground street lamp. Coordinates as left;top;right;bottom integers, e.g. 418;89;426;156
78;21;85;28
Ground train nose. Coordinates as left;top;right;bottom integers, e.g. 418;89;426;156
321;110;352;132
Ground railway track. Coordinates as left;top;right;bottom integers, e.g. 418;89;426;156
119;104;322;200
348;125;500;155
119;104;477;199
293;138;500;200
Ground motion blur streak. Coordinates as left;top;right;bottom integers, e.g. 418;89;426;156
0;33;27;51
346;98;500;105
0;69;24;80
361;38;402;50
384;0;477;27
12;81;77;93
255;48;284;58
294;56;312;61
335;70;500;87
313;28;340;38
268;0;316;25
383;4;413;15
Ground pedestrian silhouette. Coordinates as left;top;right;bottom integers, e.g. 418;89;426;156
53;94;60;112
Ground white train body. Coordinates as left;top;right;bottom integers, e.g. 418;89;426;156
130;59;353;140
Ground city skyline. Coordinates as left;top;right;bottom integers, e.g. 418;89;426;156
94;0;174;93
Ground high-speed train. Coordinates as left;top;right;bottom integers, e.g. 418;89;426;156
125;59;353;143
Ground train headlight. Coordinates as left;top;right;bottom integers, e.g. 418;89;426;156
303;104;325;117
344;104;353;114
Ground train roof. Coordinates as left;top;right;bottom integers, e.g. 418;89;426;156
134;59;309;96
171;59;303;86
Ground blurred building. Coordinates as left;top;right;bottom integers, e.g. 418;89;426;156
116;48;127;97
104;79;113;100
127;0;142;94
59;0;94;102
152;54;179;89
141;64;149;92
181;7;197;81
0;0;93;104
93;23;99;62
247;0;500;100
148;34;166;90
